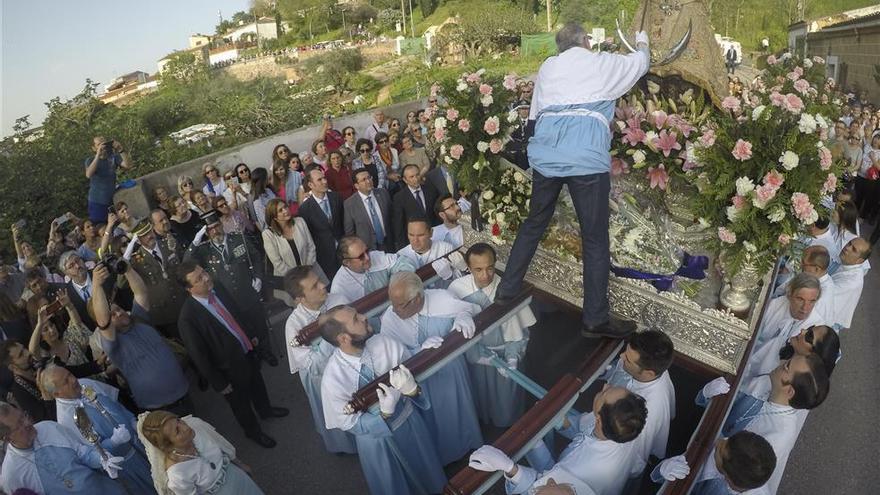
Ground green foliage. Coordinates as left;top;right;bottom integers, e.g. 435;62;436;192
159;52;209;86
302;48;365;95
434;3;541;59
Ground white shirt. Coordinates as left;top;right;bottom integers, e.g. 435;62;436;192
379;289;481;350
622;364;675;462
744;297;824;382
431;223;464;248
831;228;858;265
320;334;408;431
71;274;93;302
803;227;838;262
397;240;458;280
358;191;386;233
54;379;120;443
831;261;868;328
1;421;96;495
284;293;348;374
448;274;535;342
744;401;801;495
693;444;770;495
330;251;403;302
774;273;835;325
166;423;228;495
362;121;389;145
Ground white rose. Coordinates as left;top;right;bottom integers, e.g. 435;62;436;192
482;190;494;200
698;217;710;228
815;114;828;129
633;150;647;164
480;94;493;107
767;206;785;223
726;206;739;222
507;111;518;123
803;58;813;68
440;145;447;155
780;52;791;61
779;151;800;170
456;82;468;92
477;141;489;153
434;117;447;129
616;120;626;131
798;113;817;134
514;172;525;182
751;105;766;121
495;212;506;223
444;156;453;165
743;241;757;253
735;177;755;196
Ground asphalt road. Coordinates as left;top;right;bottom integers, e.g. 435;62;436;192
189;226;880;495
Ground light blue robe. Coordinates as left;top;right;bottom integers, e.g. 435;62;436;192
1;421;127;495
461;289;527;427
299;340;358;454
410;314;484;464
56;390;156;494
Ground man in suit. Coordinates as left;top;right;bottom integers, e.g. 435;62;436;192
57;251;115;331
299;167;344;279
424;161;459;199
344;168;393;252
392;164;439;250
175;260;288;448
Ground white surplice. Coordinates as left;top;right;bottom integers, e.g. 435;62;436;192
284;293;348;374
743;297;824;383
772;273;836;325
830;261;869;328
330;251;412;302
448;274;535;342
431;224;464;249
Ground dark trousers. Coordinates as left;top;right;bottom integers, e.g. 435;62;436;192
497;170;611;326
225;352;272;436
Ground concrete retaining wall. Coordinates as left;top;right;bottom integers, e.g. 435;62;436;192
115;99;425;217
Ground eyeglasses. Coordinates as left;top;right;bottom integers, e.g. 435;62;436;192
205;168;217;175
377;139;388;144
359;148;371;153
278;149;290;155
344;251;369;261
216;203;228;209
345;131;355;136
183;182;193;187
237;169;250;175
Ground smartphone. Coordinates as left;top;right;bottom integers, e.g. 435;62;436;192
54;213;72;226
46;299;63;315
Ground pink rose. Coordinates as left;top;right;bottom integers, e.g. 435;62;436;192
457;119;471;132
786;71;800;81
753;184;777;208
732;139;753;161
721;96;741;113
699;129;716;147
783;94;804;114
767;55;778;65
718;227;737;244
813;56;825;64
794;66;804;77
778;233;791;245
449;144;464;160
818;146;833;170
489;138;503;154
821;173;837;194
465;72;481;84
763;170;785;189
430;83;440;98
732;195;747;209
483;116;500;135
422;107;434;121
446;108;459;121
769;91;785;107
793;79;811;94
479;83;493;96
433;127;446;141
611;157;629;177
503;74;518;91
791;192;817;223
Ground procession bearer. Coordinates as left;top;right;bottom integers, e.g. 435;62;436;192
495;23;650;340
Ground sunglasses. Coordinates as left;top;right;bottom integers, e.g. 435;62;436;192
216;203;229;209
377;139;388;144
345;131;355;136
278;149;290;155
183;182;193;187
237;169;250;175
359;148;371;153
345;251;369;261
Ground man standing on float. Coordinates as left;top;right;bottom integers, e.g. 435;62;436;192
496;22;649;339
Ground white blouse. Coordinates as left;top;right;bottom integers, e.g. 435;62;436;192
166;430;228;495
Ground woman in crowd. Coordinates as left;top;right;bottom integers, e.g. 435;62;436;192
250;167;276;231
223;163;252;220
389;118;403;139
12;221;39;272
75;219;102;262
190;190;213;216
261;198;321;305
311;139;328;168
388;130;403;153
138;410;264;495
113;201;139;235
323;150;354;200
271;144;293;171
399;134;431;178
374;131;400;193
202;162;227;198
341;126;357;153
152;186;175;215
859;134;880;223
169;195;202;247
270;157;303;215
409;123;428;148
300;151;315;168
352;138;386;189
212;196;254;235
177;176;197;209
28;293;96;372
405;110;418;127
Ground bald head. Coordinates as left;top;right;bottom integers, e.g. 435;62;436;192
802;245;830;276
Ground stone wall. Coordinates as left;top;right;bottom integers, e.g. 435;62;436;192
217;57;300;82
115;99;425;217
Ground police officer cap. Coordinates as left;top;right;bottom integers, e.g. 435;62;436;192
199;209;222;227
133;219;152;237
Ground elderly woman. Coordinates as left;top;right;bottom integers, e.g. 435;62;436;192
152;186;175;215
399;134;431;178
374;131;401;193
138;411;263;495
270;157;303;214
352;137;387;189
323;150;354;200
261;198;322;306
311;139;328;168
177;176;197;209
190;190;212;216
201;163;227;198
249;168;276;231
169;195;202;247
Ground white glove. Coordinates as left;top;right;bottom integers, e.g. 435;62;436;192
702;377;731;399
251;277;262;292
192;225;208;246
420;336;444;350
100;455;125;479
108;425;131;447
390;364;418;396
635;30;649;47
475;355;494;366
376;383;401;416
498;357;517;378
457;197;472;212
431;258;454;280
453;315;476;339
122;235;139;261
657;455;690;481
448;251;468;272
468;445;515;473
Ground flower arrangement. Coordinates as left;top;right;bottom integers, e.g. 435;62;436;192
434;69;524;237
691;55;844;274
609;82;712;194
479;168;532;243
609;194;681;275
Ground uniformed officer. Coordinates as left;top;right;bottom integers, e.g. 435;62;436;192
124;219;186;339
502;100;532;170
185;210;277;366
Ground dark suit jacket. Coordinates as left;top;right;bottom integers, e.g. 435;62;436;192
62;273;117;330
298;191;344;278
344;188;392;251
391;186;439;250
177;285;257;392
425;166;460;200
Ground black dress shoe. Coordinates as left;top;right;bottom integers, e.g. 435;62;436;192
259;406;290;419
581;317;637;339
246;431;277;448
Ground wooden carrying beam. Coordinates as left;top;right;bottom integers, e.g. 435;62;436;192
444;337;624;495
345;285;535;413
659;262;783;495
292;251;462;346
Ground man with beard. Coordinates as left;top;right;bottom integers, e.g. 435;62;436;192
319;305;446;495
0;340;55;421
431;194;464;249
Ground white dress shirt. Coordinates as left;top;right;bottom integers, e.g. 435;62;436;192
330;251;404;302
744;297;824;382
431;223;464;248
358;190;386;233
379;289;481;349
284;293;348;374
448;274;534;342
830;261;868;328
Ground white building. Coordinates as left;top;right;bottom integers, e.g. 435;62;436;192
223;17;279;43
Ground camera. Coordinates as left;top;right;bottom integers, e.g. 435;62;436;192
107;205;117;215
45;298;64;315
97;253;128;275
103;140;114;150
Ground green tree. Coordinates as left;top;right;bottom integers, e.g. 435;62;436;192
436;4;539;58
159;52;209;86
302;48;365;95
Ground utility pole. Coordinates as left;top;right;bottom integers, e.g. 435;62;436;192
409;0;416;37
546;0;552;32
401;0;407;36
